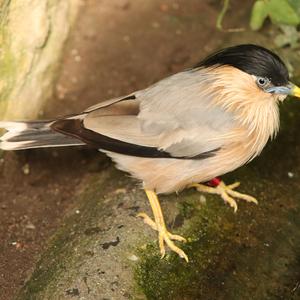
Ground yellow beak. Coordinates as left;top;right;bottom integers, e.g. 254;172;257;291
291;84;300;98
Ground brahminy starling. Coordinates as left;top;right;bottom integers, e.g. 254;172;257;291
1;44;300;262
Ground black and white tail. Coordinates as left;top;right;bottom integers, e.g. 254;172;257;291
0;120;85;151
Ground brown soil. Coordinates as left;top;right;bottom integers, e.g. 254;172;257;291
0;1;253;299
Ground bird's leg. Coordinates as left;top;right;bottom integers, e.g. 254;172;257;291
189;178;258;213
137;189;189;262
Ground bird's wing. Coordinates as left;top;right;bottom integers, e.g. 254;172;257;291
52;69;236;159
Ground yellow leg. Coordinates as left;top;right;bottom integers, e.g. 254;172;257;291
137;189;189;262
189;181;258;213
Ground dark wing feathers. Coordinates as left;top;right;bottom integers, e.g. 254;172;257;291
51;118;217;159
51;95;219;160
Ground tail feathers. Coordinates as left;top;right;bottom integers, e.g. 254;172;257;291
0;120;85;150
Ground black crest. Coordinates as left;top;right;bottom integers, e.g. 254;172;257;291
195;44;289;86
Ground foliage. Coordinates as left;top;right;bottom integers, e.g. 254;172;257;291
216;0;230;31
217;0;300;48
250;0;300;30
250;0;300;48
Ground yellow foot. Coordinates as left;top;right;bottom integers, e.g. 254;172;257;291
137;212;188;261
138;190;189;262
189;181;258;213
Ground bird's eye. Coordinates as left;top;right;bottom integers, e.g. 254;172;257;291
256;77;270;88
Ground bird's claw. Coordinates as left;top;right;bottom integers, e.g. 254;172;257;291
137;212;188;262
158;228;188;262
189;181;258;213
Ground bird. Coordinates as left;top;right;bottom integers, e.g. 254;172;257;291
1;44;300;262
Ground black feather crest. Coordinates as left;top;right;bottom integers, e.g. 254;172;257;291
195;44;289;86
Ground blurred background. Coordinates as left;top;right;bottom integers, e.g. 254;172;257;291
1;1;300;299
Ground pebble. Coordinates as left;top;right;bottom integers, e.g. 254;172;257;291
25;222;36;230
71;48;78;56
71;77;78;83
22;163;30;175
123;35;130;42
74;55;82;62
199;195;206;204
151;22;160;29
128;254;139;261
172;3;179;10
114;188;127;195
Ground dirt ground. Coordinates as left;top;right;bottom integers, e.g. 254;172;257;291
0;1;254;299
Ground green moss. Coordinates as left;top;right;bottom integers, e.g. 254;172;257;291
136;179;300;299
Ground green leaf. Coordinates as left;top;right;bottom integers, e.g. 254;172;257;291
250;0;269;30
288;0;300;16
268;0;300;26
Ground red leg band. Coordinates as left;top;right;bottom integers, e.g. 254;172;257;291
207;177;221;187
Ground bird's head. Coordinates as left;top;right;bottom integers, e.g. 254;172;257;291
196;44;300;103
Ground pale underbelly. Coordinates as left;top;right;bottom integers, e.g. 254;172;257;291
104;146;256;194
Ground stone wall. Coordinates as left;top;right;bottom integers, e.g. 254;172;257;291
0;0;80;120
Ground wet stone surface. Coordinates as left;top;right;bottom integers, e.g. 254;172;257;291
16;169;153;299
